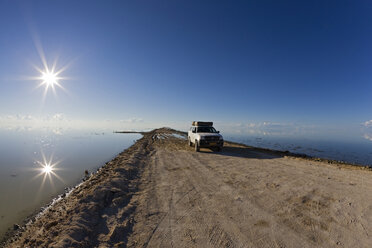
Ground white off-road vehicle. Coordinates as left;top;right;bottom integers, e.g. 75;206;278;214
188;121;224;152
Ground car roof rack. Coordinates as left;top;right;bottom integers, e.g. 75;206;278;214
192;121;213;127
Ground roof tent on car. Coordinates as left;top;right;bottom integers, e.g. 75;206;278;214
192;121;213;127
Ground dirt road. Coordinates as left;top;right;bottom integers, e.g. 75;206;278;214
5;128;372;247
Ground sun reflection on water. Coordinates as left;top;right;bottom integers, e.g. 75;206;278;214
41;163;53;174
32;153;64;192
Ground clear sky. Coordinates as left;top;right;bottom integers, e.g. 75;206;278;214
0;1;371;134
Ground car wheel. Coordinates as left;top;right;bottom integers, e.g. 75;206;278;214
188;138;192;146
195;140;200;152
217;146;222;152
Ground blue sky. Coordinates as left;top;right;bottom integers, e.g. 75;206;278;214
0;1;372;134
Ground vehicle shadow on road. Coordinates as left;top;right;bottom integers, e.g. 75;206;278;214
198;145;284;159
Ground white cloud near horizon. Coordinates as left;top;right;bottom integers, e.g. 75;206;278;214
362;120;372;142
215;121;315;137
0;113;151;132
120;117;144;123
1;113;69;123
0;114;303;135
1;115;369;142
363;134;372;142
363;120;372;127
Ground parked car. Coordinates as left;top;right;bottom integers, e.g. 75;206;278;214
187;121;224;152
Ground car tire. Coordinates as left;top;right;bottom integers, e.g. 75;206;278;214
195;140;200;152
188;138;192;146
217;146;222;152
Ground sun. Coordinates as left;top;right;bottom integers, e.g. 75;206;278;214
33;65;66;100
41;71;58;87
31;59;69;99
27;37;71;98
39;68;62;91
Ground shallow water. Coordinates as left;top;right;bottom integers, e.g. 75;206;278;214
0;128;141;239
225;134;372;166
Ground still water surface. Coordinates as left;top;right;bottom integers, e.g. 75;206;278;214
0;128;141;239
225;133;372;166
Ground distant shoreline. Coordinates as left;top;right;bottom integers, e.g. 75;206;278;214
113;130;145;134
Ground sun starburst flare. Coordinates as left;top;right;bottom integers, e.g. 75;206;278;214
41;70;59;88
42;163;53;174
31;153;64;193
26;36;72;100
33;63;67;100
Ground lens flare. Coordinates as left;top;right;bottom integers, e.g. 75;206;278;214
42;164;53;174
41;71;58;87
35;65;65;99
32;153;64;193
26;36;72;100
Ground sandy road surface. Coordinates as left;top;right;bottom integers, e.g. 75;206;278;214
5;128;372;247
